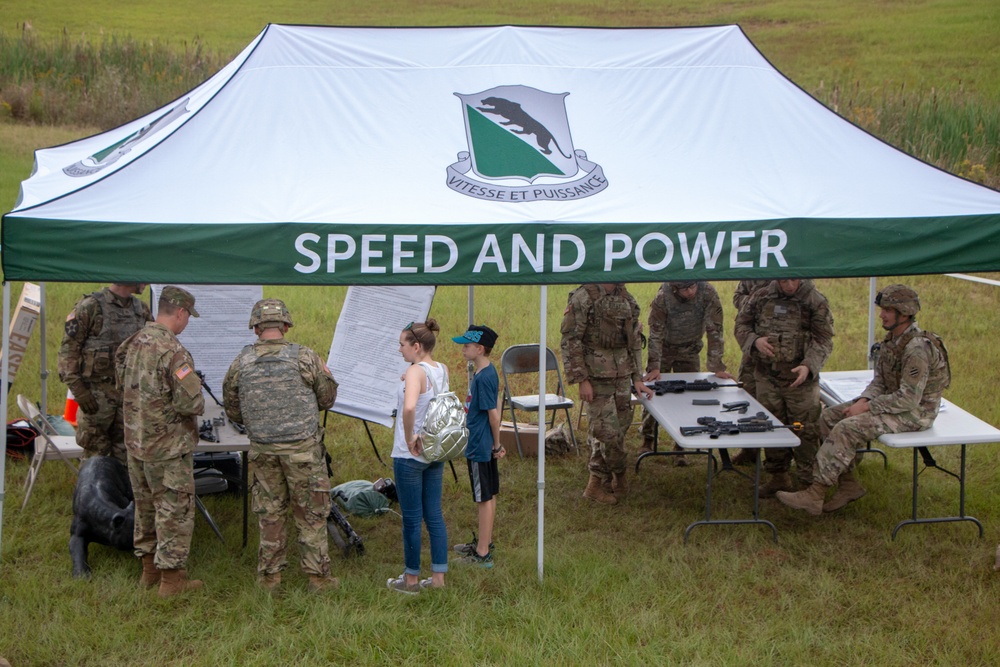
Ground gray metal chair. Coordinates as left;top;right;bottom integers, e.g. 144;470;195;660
500;344;578;458
18;394;82;510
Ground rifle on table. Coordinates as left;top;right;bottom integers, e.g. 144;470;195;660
648;379;743;395
680;412;802;439
196;370;247;435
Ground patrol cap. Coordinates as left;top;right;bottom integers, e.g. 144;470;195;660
875;284;920;317
160;286;199;317
452;324;499;348
670;280;697;290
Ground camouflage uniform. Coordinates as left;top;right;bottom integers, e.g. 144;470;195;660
116;321;204;570
561;284;644;483
814;322;950;485
640;281;727;442
58;287;152;462
734;280;834;485
733;280;772;398
223;333;339;579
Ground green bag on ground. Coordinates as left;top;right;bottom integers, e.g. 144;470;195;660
331;480;390;517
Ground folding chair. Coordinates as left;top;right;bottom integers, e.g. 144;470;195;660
18;394;83;510
500;345;578;458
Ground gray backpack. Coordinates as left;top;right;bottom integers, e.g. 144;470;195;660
418;362;468;462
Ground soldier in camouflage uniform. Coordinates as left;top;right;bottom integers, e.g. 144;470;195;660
561;284;654;505
639;281;733;464
730;279;774;466
222;299;340;593
58;283;152;463
115;286;205;598
778;285;950;515
734;279;834;497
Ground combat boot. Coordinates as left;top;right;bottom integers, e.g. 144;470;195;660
822;471;867;513
776;482;831;516
757;471;793;499
257;572;281;593
612;471;629;498
638;439;654;455
158;569;204;598
583;475;617;505
730;448;759;467
308;575;341;593
139;554;160;589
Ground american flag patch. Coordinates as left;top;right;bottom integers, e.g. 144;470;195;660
175;363;193;380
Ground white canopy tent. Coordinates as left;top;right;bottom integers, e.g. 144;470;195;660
4;24;1000;574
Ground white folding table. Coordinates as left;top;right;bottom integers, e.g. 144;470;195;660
820;370;1000;538
637;372;800;542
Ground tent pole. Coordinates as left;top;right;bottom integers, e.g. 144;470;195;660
40;282;48;415
868;277;877;369
1;281;12;561
537;285;547;583
467;286;475;382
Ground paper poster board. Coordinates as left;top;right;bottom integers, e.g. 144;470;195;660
150;284;262;397
327;286;435;427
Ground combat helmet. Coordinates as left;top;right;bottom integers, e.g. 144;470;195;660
249;298;293;329
874;284;920;318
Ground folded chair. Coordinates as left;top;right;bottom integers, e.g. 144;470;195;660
18;394;83;510
500;345;578;458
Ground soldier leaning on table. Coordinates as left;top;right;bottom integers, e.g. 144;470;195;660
778;284;950;515
734;279;835;497
638;280;733;465
561;283;654;505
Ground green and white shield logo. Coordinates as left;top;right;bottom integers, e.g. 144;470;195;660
448;85;608;203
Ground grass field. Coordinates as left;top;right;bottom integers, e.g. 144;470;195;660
2;1;1000;665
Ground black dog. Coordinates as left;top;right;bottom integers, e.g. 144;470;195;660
70;456;135;579
477;97;573;159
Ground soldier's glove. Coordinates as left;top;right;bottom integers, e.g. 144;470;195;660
73;386;100;415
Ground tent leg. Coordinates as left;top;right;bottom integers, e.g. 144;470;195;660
537;285;547;583
1;281;12;561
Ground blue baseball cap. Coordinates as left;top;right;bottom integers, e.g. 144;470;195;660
452;325;499;348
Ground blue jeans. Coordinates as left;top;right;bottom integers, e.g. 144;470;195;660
393;457;448;575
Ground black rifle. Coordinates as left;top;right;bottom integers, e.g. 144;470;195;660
680;413;802;439
648;379;743;395
196;370;247;435
327;492;365;558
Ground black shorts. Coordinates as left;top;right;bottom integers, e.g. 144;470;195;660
467;457;500;503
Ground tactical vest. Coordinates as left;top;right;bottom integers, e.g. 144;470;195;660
582;284;637;350
757;296;809;369
871;327;951;395
661;282;705;350
80;290;147;381
236;343;319;444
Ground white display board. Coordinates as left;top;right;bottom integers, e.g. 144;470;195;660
327;286;435;427
150;284;262;398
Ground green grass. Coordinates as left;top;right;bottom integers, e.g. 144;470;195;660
2;276;1000;665
3;1;1000;664
3;0;1000;98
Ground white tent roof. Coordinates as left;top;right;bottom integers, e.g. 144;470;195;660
5;24;1000;284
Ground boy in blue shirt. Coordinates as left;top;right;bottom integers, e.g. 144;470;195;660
451;325;503;568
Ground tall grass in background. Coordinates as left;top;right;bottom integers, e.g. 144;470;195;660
0;25;227;129
817;80;1000;187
